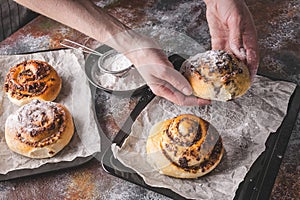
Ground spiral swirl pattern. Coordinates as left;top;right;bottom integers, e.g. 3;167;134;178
160;114;221;171
16;100;66;148
4;60;61;104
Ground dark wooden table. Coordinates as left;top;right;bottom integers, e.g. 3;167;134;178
0;0;299;199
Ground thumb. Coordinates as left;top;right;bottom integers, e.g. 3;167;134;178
136;63;193;96
228;16;246;60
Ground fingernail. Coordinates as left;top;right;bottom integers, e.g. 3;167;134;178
182;87;192;96
239;48;246;59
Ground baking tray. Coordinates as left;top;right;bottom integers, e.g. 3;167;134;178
0;83;101;181
101;54;300;200
0;49;104;181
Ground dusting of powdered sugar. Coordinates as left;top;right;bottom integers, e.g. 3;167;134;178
184;50;230;70
143;0;209;54
16;100;59;134
258;2;299;50
4;100;63;140
0;35;50;55
105;178;168;200
94;0;118;8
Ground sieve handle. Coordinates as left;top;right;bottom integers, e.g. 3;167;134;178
60;39;103;57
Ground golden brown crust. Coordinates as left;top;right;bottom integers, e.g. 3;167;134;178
4;60;62;106
5;100;74;158
146;114;224;179
181;50;251;101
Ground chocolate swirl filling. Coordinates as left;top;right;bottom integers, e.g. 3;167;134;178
161;115;221;173
195;50;244;79
16;100;66;148
4;60;53;100
166;116;202;147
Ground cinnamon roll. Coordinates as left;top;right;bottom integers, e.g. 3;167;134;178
146;114;224;179
181;50;251;101
5;99;74;158
4;60;62;106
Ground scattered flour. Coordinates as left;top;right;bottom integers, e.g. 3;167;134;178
0;35;50;55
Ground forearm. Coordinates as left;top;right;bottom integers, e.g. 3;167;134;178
13;0;210;106
203;0;219;6
14;0;135;51
203;0;244;5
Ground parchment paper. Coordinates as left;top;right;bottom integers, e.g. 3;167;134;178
0;49;100;175
112;75;297;200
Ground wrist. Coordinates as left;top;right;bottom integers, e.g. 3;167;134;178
103;30;165;66
105;30;160;52
124;47;169;68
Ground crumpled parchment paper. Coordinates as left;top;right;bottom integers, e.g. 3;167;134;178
0;49;100;175
112;75;296;200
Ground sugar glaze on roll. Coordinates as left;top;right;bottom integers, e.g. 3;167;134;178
146;114;224;179
5;100;74;158
181;50;251;101
4;60;62;106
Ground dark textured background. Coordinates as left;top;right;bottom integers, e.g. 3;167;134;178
0;0;299;199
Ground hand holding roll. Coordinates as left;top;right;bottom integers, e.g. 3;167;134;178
181;50;251;101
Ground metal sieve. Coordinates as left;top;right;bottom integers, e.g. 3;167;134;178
60;39;134;77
